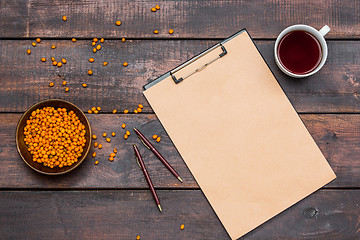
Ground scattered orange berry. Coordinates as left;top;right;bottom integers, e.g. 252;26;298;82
169;29;174;34
94;142;98;147
153;30;159;34
49;82;54;87
32;42;36;47
112;109;117;114
123;62;128;67
115;21;121;26
92;152;96;157
134;109;138;114
93;38;98;43
92;42;96;46
88;70;93;75
89;58;94;63
92;135;97;140
151;7;156;12
57;62;62;67
26;49;31;55
65;87;69;92
36;38;41;43
61;58;66;64
98;144;102;149
126;131;130;136
137;108;142;113
62;81;66;86
111;132;116;137
113;148;118;153
103;132;107;137
52;61;57;66
87;110;92;114
124;109;129;114
106;138;111;143
72;38;76;42
100;38;104;43
152;135;158;139
124;134;128;140
109;157;114;161
62;16;67;21
155;5;160;10
103;62;108;66
82;83;87;88
93;48;97;53
138;104;143;109
110;153;116;157
121;124;126;129
91;107;96;111
136;235;141;240
97;107;101;111
51;57;55;62
95;160;99;165
156;136;161;142
122;38;125;42
51;45;56;49
180;224;184;230
94;110;98;114
96;45;101;50
41;57;46;62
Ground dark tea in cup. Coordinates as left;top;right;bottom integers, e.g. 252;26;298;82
277;30;322;75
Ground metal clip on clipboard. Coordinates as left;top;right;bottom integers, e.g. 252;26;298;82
170;44;227;84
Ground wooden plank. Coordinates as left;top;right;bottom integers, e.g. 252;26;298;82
0;190;359;239
0;0;359;39
0;113;359;189
1;40;360;113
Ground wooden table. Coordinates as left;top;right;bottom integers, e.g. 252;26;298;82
0;1;359;239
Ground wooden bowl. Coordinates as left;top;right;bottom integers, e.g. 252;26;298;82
16;99;92;175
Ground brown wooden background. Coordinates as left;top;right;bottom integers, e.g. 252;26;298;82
0;0;359;239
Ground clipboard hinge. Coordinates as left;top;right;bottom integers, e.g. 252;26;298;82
170;44;228;84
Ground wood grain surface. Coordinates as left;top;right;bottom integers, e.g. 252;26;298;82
1;113;358;189
0;190;359;239
0;0;359;39
1;40;360;113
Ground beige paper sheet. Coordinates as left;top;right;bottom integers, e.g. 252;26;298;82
143;31;336;239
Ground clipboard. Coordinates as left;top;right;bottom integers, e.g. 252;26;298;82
143;29;336;239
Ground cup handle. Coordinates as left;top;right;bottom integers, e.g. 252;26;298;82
319;25;330;37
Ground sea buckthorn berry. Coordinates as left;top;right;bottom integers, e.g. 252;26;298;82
112;109;117;114
32;42;36;47
103;62;108;66
93;48;97;53
62;16;67;21
156;136;161;142
41;57;46;62
82;83;87;88
88;69;93;75
115;21;121;26
151;7;156;12
126;131;130;136
57;62;62;67
137;108;142;113
152;135;157;139
53;61;58;66
72;38;76;42
110;153;116;157
138;104;143;109
92;135;97;140
61;58;66;64
65;87;69;92
123;62;128;67
113;148;118;153
89;58;94;63
87;110;92;114
94;142;98;147
93;38;98;43
180;224;184;230
106;138;111;143
124;134;128;140
96;45;101;50
27;49;31;55
36;38;41;43
95;160;99;165
62;81;66;86
51;57;55;62
122;38;125;42
103;132;107;137
124;109;129;114
109;157;114;161
155;5;160;10
134;109;138;114
51;45;56;49
169;29;174;34
49;82;54;87
91;107;96;111
92;152;96;157
121;124;126;129
153;30;159;34
92;42;96;46
136;235;140;240
97;107;101;111
111;132;115;137
98;144;102;149
100;38;104;43
94;110;98;114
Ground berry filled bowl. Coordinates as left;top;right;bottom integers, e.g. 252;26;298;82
16;99;92;175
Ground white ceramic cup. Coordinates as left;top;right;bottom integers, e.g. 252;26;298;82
274;24;330;78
